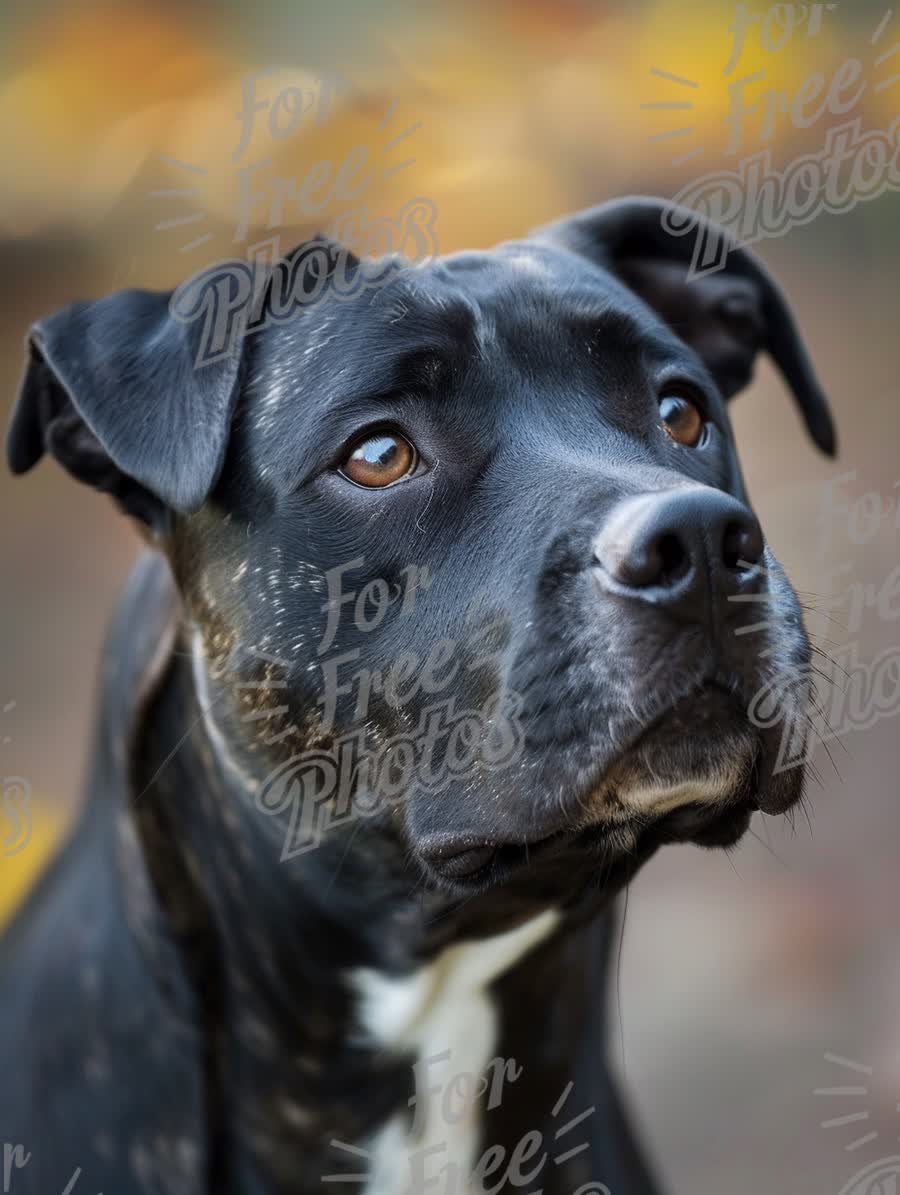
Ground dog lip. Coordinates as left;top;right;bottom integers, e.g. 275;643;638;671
416;827;575;880
419;841;499;879
649;799;754;847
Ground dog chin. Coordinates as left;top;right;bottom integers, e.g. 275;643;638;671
603;719;756;807
598;711;807;850
413;689;807;894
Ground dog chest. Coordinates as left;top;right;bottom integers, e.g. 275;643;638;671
350;909;560;1195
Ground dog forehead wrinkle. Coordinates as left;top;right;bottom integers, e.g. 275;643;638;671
471;266;678;375
248;293;487;474
379;269;484;351
527;246;695;350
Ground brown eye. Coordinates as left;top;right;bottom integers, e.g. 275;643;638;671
339;432;417;488
659;393;705;447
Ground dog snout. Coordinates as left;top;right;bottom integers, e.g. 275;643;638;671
592;487;764;622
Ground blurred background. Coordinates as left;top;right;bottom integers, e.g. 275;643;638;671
0;1;897;1191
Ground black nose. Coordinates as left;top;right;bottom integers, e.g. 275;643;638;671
593;487;764;622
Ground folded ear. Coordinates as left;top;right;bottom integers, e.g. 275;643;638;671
534;196;836;457
7;285;246;530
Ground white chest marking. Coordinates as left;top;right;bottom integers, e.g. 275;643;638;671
352;909;560;1195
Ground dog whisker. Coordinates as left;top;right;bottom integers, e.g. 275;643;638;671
733;619;779;636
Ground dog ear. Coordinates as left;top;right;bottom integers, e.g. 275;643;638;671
7;285;246;530
534;196;836;456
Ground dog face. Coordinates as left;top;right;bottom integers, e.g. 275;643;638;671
8;198;835;908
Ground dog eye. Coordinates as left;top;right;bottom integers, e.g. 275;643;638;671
339;432;418;488
659;392;705;447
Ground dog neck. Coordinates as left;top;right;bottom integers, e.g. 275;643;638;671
128;628;583;1193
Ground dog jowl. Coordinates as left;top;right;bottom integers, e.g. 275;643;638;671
2;198;835;1194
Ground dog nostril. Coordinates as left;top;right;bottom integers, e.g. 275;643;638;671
656;533;690;584
615;530;691;588
722;520;763;570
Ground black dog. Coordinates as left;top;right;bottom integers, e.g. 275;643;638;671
0;197;834;1194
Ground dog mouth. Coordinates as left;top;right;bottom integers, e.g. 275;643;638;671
418;800;754;887
415;682;797;891
416;801;753;891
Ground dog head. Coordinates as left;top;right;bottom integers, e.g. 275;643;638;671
8;197;834;912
